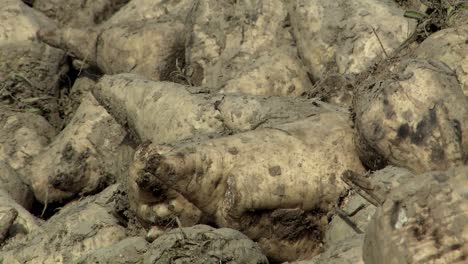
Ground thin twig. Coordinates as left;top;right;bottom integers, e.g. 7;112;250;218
341;171;385;206
371;26;389;58
347;203;367;217
77;52;90;77
335;208;364;234
175;216;188;241
41;186;49;218
391;29;418;57
13;74;37;89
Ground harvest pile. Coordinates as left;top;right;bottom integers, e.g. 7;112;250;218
1;0;467;263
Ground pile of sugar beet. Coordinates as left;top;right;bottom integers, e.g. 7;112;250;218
1;0;467;263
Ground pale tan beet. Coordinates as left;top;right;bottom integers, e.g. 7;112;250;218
97;20;185;80
39;19;185;82
0;185;128;263
354;59;468;173
363;166;468;264
34;0;195;81
25;93;128;204
287;0;416;81
94;74;224;144
0;109;56;171
34;0;129;27
414;25;468;96
94;73;326;145
36;0;191;83
185;0;312;96
134;112;365;261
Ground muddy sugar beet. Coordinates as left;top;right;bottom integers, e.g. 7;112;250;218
185;0;312;96
132;112;365;261
94;73;325;145
354;59;468;173
1;185;128;263
24;93;129;204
